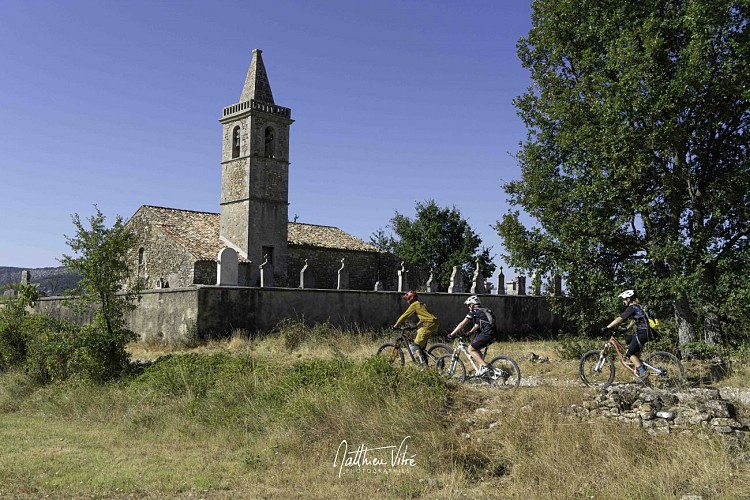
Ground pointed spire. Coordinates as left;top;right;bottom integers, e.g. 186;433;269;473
240;49;275;104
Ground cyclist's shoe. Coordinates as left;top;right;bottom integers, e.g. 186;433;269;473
637;366;649;382
476;365;490;377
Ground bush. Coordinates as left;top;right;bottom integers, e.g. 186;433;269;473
0;284;41;369
0;303;29;369
25;321;136;384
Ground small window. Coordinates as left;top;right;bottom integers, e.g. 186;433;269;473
264;126;275;158
232;126;241;159
137;248;145;275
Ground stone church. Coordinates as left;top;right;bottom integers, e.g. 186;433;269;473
126;50;410;290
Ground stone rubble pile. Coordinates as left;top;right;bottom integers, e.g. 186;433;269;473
572;385;748;438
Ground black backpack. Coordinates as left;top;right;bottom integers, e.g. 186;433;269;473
476;307;497;333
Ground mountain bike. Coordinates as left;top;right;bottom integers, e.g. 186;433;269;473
375;325;453;367
579;332;684;389
434;332;521;390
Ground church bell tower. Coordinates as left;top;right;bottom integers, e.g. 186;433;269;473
219;49;293;285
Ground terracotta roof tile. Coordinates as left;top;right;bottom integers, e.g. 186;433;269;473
137;205;379;261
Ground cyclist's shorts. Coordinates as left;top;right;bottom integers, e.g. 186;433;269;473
625;331;649;358
415;321;439;347
470;330;495;350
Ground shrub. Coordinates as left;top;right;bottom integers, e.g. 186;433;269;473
25;321;136;384
0;303;29;369
24;317;81;383
0;284;41;369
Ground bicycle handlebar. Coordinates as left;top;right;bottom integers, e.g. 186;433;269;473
392;324;419;331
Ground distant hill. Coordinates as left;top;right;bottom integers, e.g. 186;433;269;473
0;266;81;296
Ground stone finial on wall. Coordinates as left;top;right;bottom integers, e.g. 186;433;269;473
470;257;486;294
299;259;315;289
397;261;409;292
260;254;274;287
517;275;527;296
532;272;542;296
448;266;464;293
426;271;438;293
337;258;349;290
552;272;563;296
20;270;31;286
496;267;506;295
217;247;239;286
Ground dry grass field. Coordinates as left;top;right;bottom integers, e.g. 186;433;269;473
1;323;749;499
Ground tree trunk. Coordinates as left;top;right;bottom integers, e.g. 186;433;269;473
673;293;697;358
703;303;722;346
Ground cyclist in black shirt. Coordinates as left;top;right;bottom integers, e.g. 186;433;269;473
603;289;650;380
448;295;495;376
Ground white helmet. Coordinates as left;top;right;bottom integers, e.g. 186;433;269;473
617;289;636;300
464;295;481;306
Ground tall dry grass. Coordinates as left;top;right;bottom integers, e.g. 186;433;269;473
0;321;748;498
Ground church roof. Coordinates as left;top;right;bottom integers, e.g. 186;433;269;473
134;205;379;262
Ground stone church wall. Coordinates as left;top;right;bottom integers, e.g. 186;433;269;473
126;211;197;289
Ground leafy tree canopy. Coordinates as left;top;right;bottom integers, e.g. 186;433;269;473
497;0;750;343
376;200;495;291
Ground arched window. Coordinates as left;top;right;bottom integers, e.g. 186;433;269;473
232;126;241;159
264;126;275;158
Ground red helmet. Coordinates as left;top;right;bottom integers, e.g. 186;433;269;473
403;290;418;302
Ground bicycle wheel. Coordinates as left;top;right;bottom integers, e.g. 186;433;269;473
644;352;684;389
376;342;405;366
426;342;453;361
435;354;465;382
579;350;615;388
486;355;521;390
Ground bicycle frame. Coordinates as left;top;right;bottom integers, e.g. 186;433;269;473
382;326;444;365
392;328;424;364
599;336;639;376
581;333;684;389
446;336;489;377
595;336;670;379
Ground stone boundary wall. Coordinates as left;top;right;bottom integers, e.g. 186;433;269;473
36;286;569;342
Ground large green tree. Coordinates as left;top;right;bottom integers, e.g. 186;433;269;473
497;0;750;345
378;200;494;291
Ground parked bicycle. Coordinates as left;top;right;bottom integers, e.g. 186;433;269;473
375;325;453;367
434;332;521;390
579;332;684;389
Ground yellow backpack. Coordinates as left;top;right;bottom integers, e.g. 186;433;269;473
644;307;661;339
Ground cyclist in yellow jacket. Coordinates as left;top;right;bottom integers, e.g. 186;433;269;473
392;290;439;365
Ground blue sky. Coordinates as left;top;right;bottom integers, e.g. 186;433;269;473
0;0;533;283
